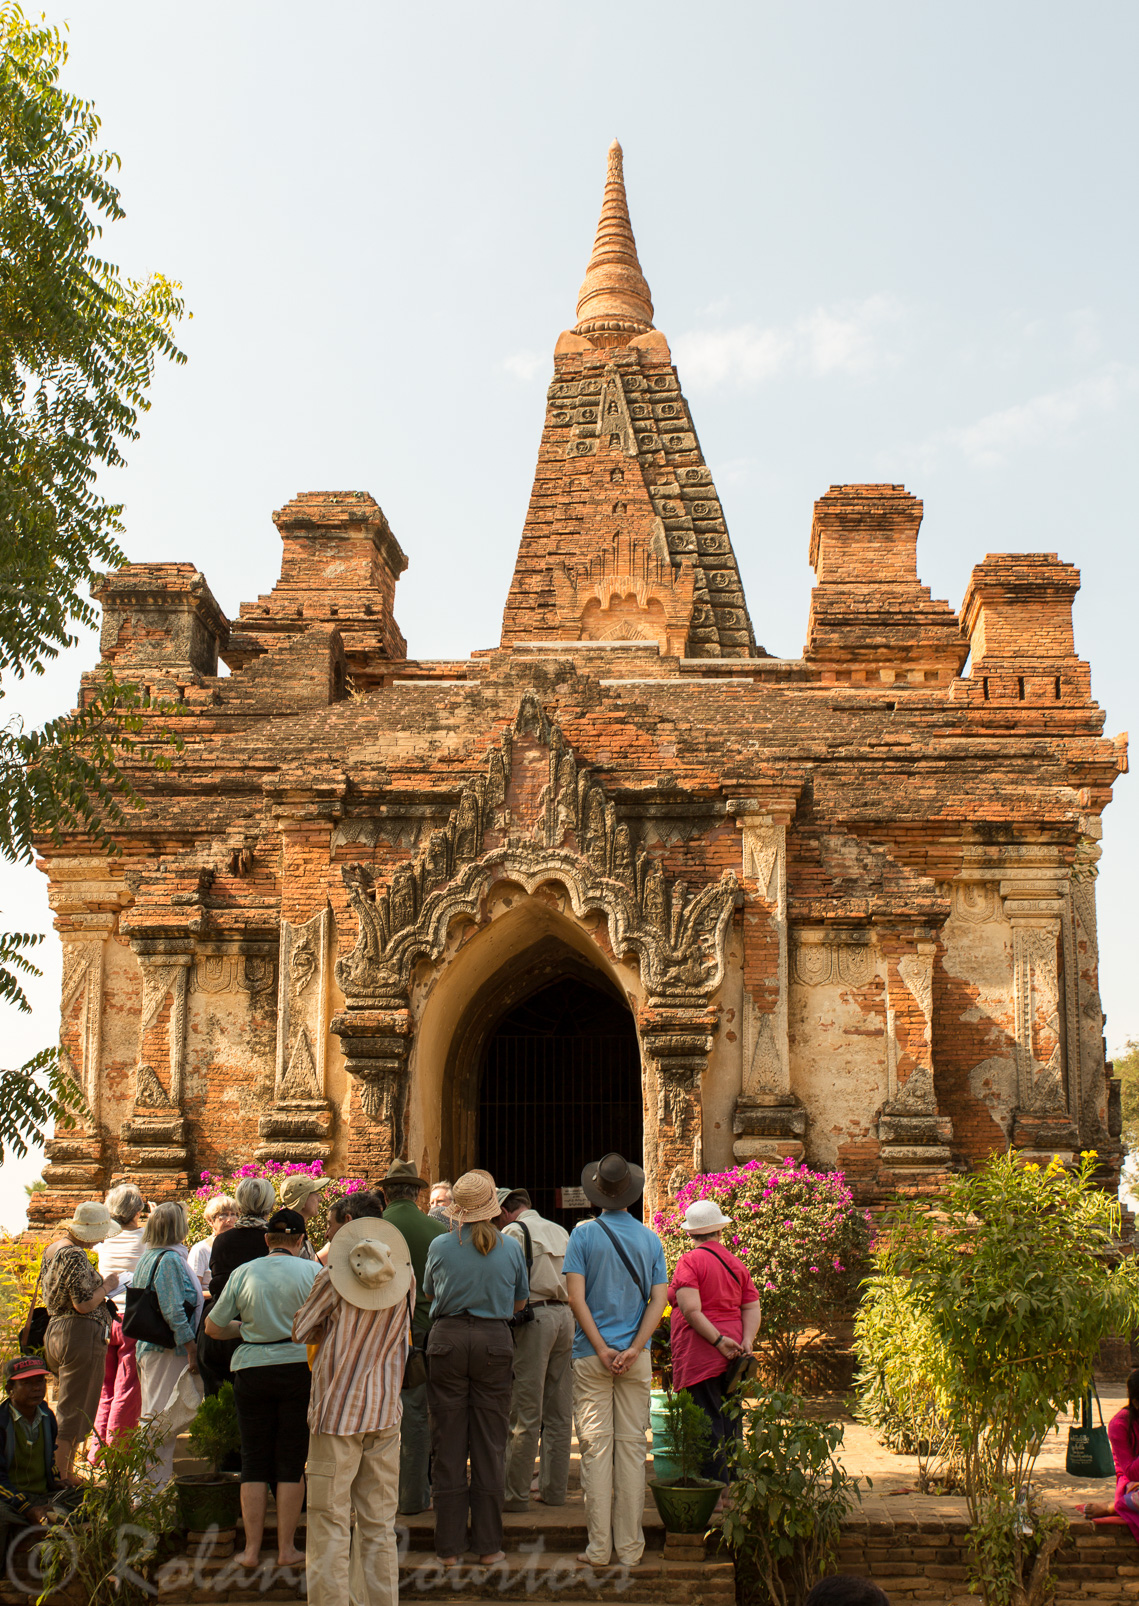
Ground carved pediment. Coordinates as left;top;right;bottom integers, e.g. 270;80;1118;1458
334;692;738;1003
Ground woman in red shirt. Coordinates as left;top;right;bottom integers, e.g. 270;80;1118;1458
668;1201;760;1490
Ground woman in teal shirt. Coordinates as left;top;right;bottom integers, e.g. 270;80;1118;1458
423;1170;528;1567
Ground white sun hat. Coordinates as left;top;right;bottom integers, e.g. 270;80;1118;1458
682;1200;732;1235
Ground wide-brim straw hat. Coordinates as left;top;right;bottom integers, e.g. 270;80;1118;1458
60;1202;121;1243
581;1152;645;1211
445;1169;501;1225
682;1199;732;1234
328;1219;412;1311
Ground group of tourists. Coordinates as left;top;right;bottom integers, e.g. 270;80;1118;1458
0;1148;768;1600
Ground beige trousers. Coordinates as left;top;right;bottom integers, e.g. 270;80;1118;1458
305;1426;400;1606
571;1349;652;1566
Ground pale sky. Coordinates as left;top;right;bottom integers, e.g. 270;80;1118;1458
1;1;1136;1228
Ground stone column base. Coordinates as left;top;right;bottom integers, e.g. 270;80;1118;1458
732;1096;806;1163
256;1100;335;1164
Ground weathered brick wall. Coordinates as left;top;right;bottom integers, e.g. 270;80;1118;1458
835;1517;1139;1603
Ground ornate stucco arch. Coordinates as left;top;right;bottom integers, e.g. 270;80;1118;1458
330;691;739;1208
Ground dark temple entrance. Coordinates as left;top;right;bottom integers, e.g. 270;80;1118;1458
477;976;642;1231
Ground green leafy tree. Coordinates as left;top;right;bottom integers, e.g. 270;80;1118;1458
1112;1039;1139;1158
886;1150;1139;1606
0;3;185;1159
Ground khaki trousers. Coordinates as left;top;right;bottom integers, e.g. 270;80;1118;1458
505;1303;574;1506
572;1349;651;1566
305;1426;400;1606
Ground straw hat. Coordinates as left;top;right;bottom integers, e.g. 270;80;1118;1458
328;1219;412;1311
682;1200;732;1234
445;1169;501;1225
59;1202;121;1243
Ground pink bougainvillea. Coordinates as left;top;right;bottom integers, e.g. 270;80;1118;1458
187;1160;369;1253
653;1156;870;1384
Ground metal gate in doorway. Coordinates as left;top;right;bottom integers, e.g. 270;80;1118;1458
477;977;642;1230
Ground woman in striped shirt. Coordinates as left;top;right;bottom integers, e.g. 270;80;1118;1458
292;1217;413;1606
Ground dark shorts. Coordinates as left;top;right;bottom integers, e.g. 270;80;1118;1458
232;1362;311;1485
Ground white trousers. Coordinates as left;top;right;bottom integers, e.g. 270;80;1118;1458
571;1349;651;1566
137;1348;186;1486
305;1426;400;1606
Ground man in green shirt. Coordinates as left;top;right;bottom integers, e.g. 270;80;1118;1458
381;1160;447;1516
0;1355;82;1554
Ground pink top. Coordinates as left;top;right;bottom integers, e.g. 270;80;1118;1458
1108;1406;1139;1541
668;1243;759;1389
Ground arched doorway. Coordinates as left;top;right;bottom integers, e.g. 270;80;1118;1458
476;975;642;1230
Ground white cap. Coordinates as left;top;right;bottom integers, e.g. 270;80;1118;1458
682;1199;732;1234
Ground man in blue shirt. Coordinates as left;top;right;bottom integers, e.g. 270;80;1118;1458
563;1153;667;1569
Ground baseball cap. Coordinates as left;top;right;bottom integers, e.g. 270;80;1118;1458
267;1207;307;1234
4;1356;50;1387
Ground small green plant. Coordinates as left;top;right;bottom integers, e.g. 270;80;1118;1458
186;1382;240;1475
720;1388;863;1606
36;1420;178;1606
656;1388;714;1486
854;1270;962;1490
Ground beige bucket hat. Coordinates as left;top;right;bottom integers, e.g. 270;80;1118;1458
60;1201;122;1243
280;1174;330;1211
445;1169;501;1225
328;1218;412;1311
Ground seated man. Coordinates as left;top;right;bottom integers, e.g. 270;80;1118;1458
0;1356;82;1544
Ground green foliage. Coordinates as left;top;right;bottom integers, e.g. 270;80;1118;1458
884;1149;1139;1606
36;1420;178;1605
0;1233;41;1363
0;2;185;677
186;1382;240;1476
1113;1039;1139;1157
654;1157;870;1385
853;1271;962;1489
0;2;186;1167
970;1484;1069;1606
656;1388;714;1487
720;1388;863;1606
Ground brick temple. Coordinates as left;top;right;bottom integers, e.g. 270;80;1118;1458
31;141;1127;1227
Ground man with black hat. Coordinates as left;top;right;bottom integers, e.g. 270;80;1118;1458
380;1159;446;1516
562;1153;668;1569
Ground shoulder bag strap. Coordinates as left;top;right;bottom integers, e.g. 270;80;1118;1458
20;1257;45;1350
1092;1378;1108;1431
594;1218;649;1307
519;1221;533;1273
696;1243;744;1288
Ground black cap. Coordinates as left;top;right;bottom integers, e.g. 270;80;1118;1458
267;1207;307;1235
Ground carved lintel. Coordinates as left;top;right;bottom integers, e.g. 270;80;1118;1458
334;694;738;1006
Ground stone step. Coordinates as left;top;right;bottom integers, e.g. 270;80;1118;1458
152;1549;732;1604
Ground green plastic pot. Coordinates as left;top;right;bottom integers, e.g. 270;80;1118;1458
649;1389;681;1482
648;1476;725;1534
175;1472;241;1533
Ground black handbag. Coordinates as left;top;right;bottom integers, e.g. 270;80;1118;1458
1066;1384;1115;1479
508;1222;536;1332
403;1291;428;1390
122;1250;196;1349
20;1260;48;1355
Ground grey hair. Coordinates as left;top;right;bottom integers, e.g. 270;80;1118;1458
143;1201;188;1248
204;1193;238;1223
105;1183;144;1225
235;1176;276;1218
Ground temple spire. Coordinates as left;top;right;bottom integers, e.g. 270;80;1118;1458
574;140;654;342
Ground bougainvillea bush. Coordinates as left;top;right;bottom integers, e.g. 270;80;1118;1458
188;1160;368;1253
653;1157;870;1385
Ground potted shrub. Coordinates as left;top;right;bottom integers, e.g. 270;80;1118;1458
647;1387;724;1533
175;1383;242;1534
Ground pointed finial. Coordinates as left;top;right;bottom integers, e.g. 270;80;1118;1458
574;139;654;342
